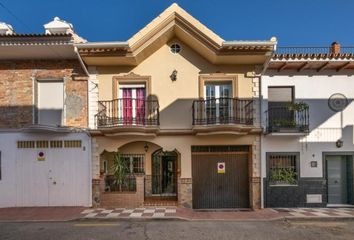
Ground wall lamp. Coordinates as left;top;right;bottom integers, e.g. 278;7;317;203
170;69;177;81
336;140;343;148
144;142;149;152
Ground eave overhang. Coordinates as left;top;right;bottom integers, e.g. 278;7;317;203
269;51;354;72
76;3;276;66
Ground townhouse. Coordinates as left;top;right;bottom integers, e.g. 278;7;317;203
76;3;275;209
261;43;354;207
0;18;91;207
1;3;353;210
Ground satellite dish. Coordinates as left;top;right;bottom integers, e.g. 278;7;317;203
328;93;348;112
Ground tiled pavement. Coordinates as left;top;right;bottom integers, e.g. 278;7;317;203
274;208;354;218
80;207;177;219
1;207;354;221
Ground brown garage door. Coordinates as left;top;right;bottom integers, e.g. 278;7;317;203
192;146;249;209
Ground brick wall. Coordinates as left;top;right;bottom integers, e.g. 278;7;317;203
100;176;145;208
0;60;88;128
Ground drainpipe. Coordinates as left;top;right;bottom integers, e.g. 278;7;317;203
257;38;277;208
74;46;89;77
73;46;92;205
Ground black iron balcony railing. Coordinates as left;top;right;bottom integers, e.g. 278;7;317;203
266;106;309;133
95;98;159;128
192;98;254;125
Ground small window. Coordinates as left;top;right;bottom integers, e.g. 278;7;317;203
267;152;299;185
37;79;64;126
121;154;145;174
170;43;181;54
268;86;294;105
103;160;108;174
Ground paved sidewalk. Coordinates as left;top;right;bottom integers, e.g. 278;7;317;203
0;207;85;222
2;207;354;222
80;207;177;219
274;208;354;218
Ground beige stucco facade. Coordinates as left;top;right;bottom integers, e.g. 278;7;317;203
96;41;255;130
79;3;274;209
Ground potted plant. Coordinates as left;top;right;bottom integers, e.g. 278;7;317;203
111;152;129;192
270;168;297;185
285;102;309;112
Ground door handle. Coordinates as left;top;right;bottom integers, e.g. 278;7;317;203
53;181;57;185
334;180;339;184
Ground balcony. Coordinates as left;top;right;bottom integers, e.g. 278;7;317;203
266;105;309;135
192;98;256;135
95;98;159;136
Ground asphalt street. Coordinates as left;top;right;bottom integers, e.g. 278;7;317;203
1;219;353;240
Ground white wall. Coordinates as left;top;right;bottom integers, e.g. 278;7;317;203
0;132;91;207
261;70;354;178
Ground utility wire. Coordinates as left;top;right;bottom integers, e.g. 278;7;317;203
0;1;33;32
0;1;65;58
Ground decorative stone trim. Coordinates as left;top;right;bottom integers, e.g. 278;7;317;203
178;177;192;208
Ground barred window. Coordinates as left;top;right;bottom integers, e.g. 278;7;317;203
121;154;145;174
267;152;299;185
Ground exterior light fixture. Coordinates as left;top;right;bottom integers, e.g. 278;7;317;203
144;142;149;152
170;70;177;81
336;140;343;148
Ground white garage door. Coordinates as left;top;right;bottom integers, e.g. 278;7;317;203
15;139;90;207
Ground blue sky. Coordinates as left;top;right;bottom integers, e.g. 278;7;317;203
1;0;354;46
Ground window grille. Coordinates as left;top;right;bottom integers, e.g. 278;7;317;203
121;154;145;174
267;152;299;185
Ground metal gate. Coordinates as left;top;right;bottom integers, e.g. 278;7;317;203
192;146;249;209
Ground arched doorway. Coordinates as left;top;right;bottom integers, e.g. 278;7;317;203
151;149;178;199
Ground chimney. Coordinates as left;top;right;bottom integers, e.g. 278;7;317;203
331;42;341;54
43;17;86;43
44;17;74;34
0;22;14;35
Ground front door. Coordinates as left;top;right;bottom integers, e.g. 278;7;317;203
204;83;232;124
326;155;352;205
152;150;177;197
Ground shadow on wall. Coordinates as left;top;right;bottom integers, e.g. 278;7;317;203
0;105;84;128
262;98;354;132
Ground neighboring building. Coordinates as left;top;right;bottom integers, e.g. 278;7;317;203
76;3;276;209
0;18;91;207
261;43;354;207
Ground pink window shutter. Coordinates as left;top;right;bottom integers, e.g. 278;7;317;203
123;89;132;125
136;88;146;125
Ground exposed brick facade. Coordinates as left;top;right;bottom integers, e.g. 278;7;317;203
100;176;145;208
0;60;88;128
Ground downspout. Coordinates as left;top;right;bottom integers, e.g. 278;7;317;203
74;46;89;77
257;39;277;208
74;46;93;207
